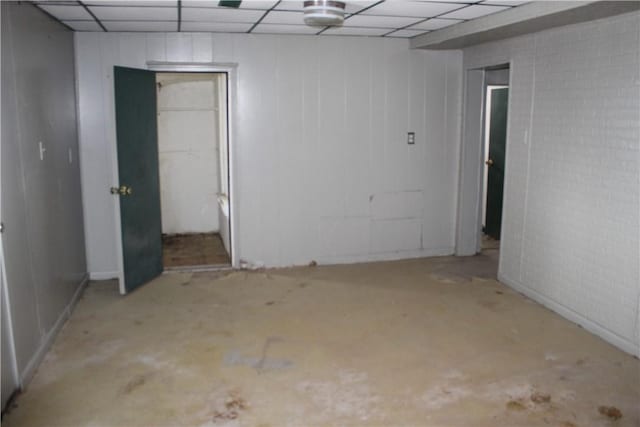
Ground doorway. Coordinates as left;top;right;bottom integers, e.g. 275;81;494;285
456;64;510;258
155;73;231;269
482;84;508;249
113;66;234;294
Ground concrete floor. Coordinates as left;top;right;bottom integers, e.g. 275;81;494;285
3;251;639;426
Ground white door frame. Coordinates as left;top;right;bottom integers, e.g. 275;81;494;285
112;62;240;293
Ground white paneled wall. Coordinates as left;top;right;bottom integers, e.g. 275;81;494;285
463;11;640;355
156;73;220;235
75;33;461;273
2;2;87;387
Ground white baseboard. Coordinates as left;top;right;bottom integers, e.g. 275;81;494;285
317;247;455;266
498;272;639;358
19;273;89;389
89;271;119;280
247;247;455;269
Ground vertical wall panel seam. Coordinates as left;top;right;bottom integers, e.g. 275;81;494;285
276;38;282;265
519;35;537;284
75;35;94;273
406;48;411;195
342;40;348;218
421;53;428;250
443;53;451;250
635;19;640;355
367;40;374;254
452;51;463;248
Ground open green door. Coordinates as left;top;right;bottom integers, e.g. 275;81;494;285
114;66;163;294
485;88;508;240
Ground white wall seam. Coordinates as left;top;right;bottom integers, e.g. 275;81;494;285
518;34;537;285
444;53;449;247
367;41;374;252
75;36;94;278
635;16;640;355
275;40;283;266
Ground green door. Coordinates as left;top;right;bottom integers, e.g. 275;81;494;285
114;66;162;293
485;88;508;240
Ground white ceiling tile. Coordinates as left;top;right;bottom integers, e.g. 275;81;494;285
103;20;178;31
36;0;531;37
84;1;176;6
274;1;304;11
183;0;278;9
89;6;177;21
261;10;303;25
407;17;463;30
412;0;477;3
343;1;380;14
182;7;264;22
62;20;104;31
181;21;252;31
252;23;319;34
236;0;279;8
181;0;217;6
323;26;389;36
33;1;82;6
362;2;463;18
480;0;529;5
385;28;428;38
439;4;510;19
344;14;423;28
37;5;93;20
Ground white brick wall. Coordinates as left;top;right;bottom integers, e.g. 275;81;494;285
464;12;640;355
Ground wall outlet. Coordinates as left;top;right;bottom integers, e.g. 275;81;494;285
407;132;415;145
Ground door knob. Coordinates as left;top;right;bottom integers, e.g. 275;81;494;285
110;185;133;196
485;159;494;166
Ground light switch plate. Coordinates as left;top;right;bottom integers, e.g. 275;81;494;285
39;141;46;160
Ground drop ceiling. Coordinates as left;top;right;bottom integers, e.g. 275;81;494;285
34;0;530;38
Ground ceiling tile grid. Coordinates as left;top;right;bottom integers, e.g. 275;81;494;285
181;7;264;22
103;20;178;31
33;0;529;37
89;6;178;21
181;21;253;31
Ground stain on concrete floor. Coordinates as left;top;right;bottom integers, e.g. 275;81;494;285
3;255;639;427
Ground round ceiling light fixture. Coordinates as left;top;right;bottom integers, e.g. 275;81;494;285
303;0;346;27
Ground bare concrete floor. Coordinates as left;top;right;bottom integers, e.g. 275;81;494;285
3;253;639;426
